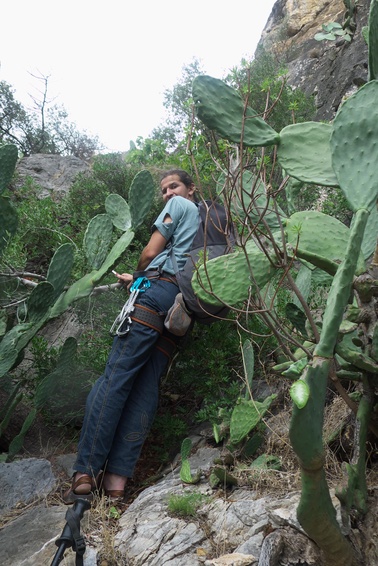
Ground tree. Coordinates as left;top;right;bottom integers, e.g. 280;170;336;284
150;58;206;150
0;74;101;158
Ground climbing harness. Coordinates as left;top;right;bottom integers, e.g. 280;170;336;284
109;276;151;336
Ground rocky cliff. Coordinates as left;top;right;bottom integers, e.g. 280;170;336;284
259;0;370;120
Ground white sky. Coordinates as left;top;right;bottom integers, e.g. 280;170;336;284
1;0;275;153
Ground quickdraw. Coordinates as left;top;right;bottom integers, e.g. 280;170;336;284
109;277;151;336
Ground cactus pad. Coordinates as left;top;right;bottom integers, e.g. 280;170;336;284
27;282;56;322
47;243;74;300
83;214;113;270
192;75;279;147
230;395;276;444
277;122;339;187
284;211;366;275
350;204;378;259
0;144;18;194
369;0;378;80
105;193;131;231
192;239;276;307
331;80;378;211
0;197;18;256
129;170;155;229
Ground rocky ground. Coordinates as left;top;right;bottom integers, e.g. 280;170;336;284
0;409;377;566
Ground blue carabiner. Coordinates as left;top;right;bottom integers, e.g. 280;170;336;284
130;276;151;293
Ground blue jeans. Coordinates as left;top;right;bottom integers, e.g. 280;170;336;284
74;278;179;478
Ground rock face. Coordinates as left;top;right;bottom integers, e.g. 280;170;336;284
15;153;89;199
260;0;370;120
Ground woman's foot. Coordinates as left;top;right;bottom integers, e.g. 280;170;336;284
100;472;127;502
63;473;94;505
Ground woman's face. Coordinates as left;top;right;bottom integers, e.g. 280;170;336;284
160;174;195;203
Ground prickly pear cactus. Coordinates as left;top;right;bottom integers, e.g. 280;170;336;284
277;122;339;187
0;169;155;378
191;5;378;563
192;75;279;147
0;144;19;256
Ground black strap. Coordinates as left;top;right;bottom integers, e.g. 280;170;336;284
155;334;178;359
66;508;86;565
131;304;165;334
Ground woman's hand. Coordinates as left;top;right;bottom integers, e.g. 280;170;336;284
113;271;133;290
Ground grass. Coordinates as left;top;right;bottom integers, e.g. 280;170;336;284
167;491;208;518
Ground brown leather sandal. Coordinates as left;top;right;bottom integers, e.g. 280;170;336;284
96;471;125;502
103;488;125;502
63;474;94;505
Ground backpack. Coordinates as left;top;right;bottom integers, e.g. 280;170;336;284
169;200;235;325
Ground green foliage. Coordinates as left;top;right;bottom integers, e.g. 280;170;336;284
5;182;68;272
315;22;352;42
225;49;316;134
189;11;378;562
179;438;201;484
229;395;276;445
167;492;207;517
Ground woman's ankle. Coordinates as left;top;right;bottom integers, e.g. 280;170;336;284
103;471;127;491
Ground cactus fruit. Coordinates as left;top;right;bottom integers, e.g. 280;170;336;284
331;80;378;212
192;75;280;147
277;122;339;187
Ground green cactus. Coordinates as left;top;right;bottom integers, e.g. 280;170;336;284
277;122;339;186
0;144;19;257
83;213;114;270
192;237;276;306
105;193;132;231
229;394;276;445
0;144;18;195
46;243;75;301
0;168;155;456
369;0;378;80
191;6;378;562
242;339;254;399
129;169;155;229
192;75;280;147
179;438;201;484
284;211;366;276
331;80;378;212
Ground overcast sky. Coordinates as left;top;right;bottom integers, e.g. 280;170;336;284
1;1;276;152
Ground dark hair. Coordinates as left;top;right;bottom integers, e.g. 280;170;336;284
159;169;194;189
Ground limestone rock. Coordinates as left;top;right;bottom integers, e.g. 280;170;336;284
14;153;89;199
0;458;57;515
260;0;370;121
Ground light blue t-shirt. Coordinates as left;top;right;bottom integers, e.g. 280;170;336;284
147;196;199;275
